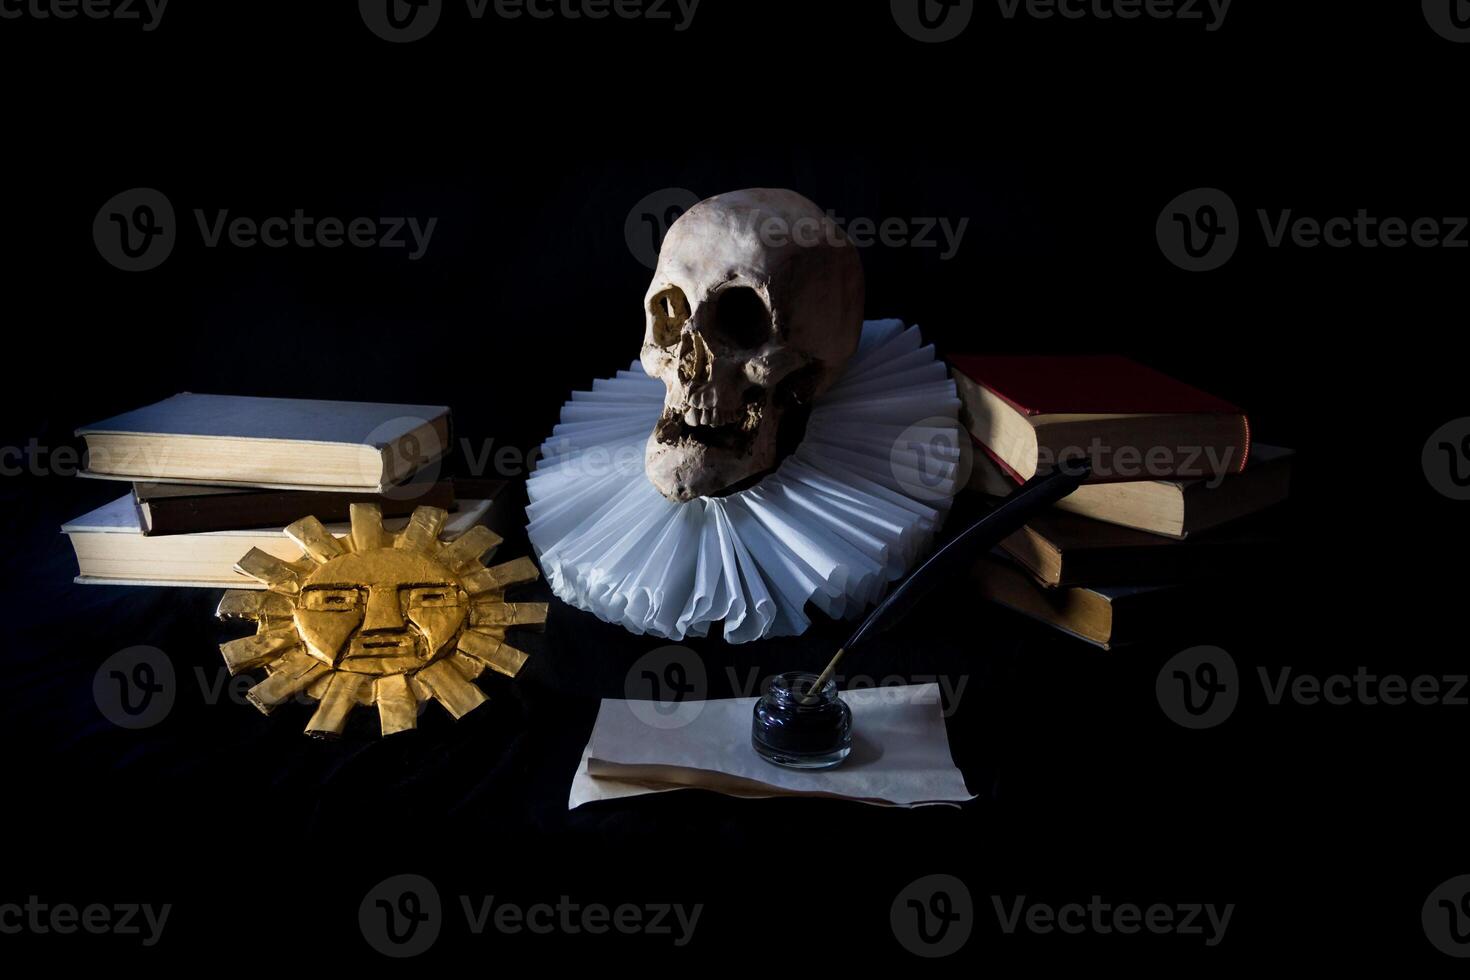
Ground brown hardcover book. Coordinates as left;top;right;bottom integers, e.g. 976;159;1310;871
999;508;1280;588
970;439;1293;539
971;557;1203;651
133;479;458;535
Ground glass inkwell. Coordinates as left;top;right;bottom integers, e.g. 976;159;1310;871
751;671;853;770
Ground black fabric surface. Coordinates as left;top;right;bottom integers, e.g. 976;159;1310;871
4;471;1450;967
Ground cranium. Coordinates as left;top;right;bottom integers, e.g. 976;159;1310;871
641;188;865;502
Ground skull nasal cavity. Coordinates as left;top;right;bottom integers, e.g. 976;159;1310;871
708;287;771;350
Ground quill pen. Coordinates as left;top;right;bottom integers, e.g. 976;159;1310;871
804;461;1092;701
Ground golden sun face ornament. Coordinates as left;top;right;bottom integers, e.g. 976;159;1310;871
214;503;545;738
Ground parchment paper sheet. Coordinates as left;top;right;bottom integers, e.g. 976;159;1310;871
569;683;975;809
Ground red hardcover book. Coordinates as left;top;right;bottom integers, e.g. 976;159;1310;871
948;355;1251;484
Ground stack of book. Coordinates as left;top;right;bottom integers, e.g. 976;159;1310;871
61;393;500;588
949;355;1292;650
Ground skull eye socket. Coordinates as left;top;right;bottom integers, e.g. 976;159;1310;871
707;286;772;351
649;286;691;348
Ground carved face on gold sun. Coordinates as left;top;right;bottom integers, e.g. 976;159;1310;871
215;504;545;738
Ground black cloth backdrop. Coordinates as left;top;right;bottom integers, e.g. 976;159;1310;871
0;0;1464;967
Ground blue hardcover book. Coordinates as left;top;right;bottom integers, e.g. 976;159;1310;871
76;393;450;492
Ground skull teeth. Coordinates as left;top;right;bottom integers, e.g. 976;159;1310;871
655;402;764;450
674;404;737;428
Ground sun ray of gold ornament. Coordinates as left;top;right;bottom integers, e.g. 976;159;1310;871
215;504;544;738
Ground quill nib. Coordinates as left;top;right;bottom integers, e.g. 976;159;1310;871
807;648;845;701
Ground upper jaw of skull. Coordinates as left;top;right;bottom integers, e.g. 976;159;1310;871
640;287;812;502
647;337;804;452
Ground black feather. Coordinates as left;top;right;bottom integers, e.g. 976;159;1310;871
841;462;1093;652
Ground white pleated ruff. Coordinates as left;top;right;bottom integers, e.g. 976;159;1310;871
526;320;963;643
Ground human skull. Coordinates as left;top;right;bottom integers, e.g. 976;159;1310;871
641;188;865;502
